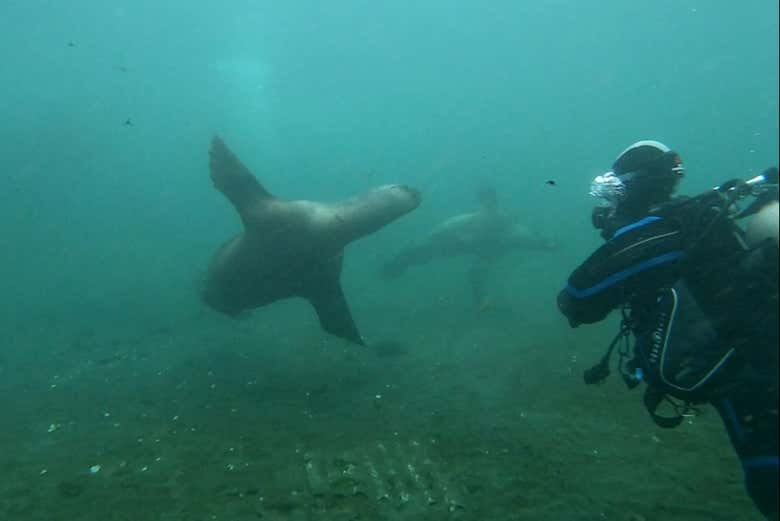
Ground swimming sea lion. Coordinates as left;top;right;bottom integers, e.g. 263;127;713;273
202;136;422;345
381;186;555;304
746;201;779;247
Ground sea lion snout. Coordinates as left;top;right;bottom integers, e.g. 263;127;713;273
388;184;423;207
401;185;422;204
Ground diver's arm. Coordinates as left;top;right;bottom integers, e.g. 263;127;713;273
557;291;608;327
557;216;685;327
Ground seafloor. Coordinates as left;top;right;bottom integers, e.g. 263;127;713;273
0;271;762;521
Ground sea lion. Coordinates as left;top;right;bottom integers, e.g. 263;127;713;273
746;201;779;247
202;136;422;345
381;186;555;304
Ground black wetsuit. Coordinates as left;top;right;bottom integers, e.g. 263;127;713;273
557;199;779;520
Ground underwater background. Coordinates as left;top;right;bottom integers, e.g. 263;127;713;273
1;1;777;520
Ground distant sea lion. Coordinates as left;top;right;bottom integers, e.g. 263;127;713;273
202;136;422;345
381;187;555;304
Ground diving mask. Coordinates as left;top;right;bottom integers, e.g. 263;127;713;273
589;171;626;208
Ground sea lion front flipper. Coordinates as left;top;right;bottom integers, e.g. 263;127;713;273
468;254;498;305
209;136;273;219
302;256;365;345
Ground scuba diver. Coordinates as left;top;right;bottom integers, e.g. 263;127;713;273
556;140;779;520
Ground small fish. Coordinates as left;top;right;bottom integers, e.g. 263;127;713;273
545;180;557;186
124;118;133;127
67;41;76;48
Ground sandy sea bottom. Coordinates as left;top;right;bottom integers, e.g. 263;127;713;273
0;272;763;521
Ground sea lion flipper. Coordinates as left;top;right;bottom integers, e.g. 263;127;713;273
307;281;364;346
209;136;272;217
302;256;364;345
469;255;498;305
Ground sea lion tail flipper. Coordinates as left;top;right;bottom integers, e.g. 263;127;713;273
209;136;273;216
303;257;365;346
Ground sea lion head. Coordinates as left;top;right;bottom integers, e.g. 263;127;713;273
372;184;422;212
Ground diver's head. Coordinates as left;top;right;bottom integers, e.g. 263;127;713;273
590;140;684;236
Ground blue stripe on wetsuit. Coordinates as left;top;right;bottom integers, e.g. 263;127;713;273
743;457;780;470
566;251;683;299
611;215;662;239
722;399;747;442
